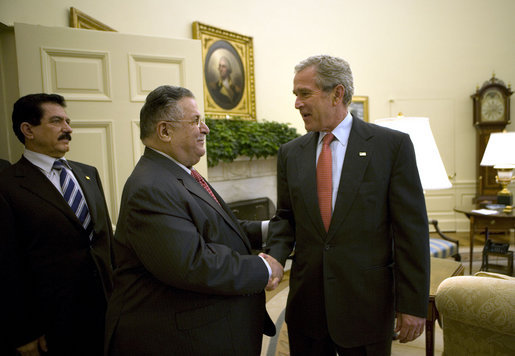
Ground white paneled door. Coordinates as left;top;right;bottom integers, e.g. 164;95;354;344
13;23;206;223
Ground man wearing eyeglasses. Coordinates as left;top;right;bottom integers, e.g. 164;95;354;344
105;85;283;356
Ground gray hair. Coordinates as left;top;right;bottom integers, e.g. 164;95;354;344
295;55;354;106
219;56;232;74
140;85;194;139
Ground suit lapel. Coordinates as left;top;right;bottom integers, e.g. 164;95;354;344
296;132;328;240
180;173;253;251
16;157;83;228
328;118;373;239
144;148;252;251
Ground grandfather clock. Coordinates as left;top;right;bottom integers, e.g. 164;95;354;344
471;74;513;203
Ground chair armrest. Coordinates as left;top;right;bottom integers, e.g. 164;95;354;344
430;220;461;261
435;276;515;335
430;220;459;245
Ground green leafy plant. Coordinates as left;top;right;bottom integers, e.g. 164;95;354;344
205;118;300;167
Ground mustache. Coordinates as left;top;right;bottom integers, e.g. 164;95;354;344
58;133;72;141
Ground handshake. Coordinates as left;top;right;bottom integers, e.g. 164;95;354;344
259;253;284;291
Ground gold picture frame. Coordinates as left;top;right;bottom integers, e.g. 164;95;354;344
349;95;369;122
69;7;116;32
192;22;256;120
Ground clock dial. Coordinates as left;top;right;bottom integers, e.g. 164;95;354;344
481;89;505;122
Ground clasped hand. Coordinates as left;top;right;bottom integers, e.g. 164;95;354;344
259;253;284;291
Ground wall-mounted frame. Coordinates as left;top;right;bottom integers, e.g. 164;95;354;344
69;7;116;32
192;22;256;120
349;95;369;122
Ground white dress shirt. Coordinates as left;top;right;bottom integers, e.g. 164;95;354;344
23;149;86;200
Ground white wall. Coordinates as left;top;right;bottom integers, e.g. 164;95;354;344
2;0;515;229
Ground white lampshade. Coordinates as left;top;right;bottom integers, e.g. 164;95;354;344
480;132;515;169
375;116;452;190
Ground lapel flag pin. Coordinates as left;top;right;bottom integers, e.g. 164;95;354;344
359;152;367;157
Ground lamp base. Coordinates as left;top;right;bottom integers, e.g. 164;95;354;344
497;192;513;206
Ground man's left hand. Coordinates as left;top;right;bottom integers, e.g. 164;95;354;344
394;313;425;343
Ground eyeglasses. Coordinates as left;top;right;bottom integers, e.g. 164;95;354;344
169;116;206;128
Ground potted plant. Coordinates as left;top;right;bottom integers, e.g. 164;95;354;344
205;118;300;167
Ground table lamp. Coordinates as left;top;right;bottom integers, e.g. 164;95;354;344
374;115;452;191
480;131;515;212
375;115;459;260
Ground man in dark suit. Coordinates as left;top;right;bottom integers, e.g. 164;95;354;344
105;85;283;356
266;55;430;355
0;93;113;356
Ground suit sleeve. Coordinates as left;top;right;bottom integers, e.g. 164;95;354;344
118;182;269;296
237;219;264;250
0;194;44;348
389;134;430;318
265;145;297;265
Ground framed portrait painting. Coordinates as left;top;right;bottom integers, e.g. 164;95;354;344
69;7;116;31
349;96;369;122
193;22;256;120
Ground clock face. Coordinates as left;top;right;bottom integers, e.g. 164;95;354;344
481;89;505;122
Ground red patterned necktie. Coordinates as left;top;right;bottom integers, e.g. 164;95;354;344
191;169;220;205
317;133;335;232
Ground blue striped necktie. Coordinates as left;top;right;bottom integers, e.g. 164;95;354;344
53;159;93;239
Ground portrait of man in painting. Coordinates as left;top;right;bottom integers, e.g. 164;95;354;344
205;40;245;110
348;96;369;122
349;101;364;121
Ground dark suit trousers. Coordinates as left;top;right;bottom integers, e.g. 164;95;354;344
288;327;392;356
44;273;106;356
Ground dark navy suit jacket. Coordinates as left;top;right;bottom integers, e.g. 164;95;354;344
0;156;113;355
105;148;274;356
267;117;430;347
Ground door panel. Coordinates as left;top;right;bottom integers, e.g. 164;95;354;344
14;23;207;223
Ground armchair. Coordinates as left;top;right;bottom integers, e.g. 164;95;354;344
435;272;515;355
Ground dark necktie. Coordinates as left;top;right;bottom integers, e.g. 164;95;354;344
317;133;335;232
53;159;93;239
191;169;220;205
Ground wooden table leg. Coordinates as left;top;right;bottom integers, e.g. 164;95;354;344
426;297;437;356
469;216;475;275
425;318;435;356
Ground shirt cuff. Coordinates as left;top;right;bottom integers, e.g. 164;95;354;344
258;255;272;279
261;220;269;246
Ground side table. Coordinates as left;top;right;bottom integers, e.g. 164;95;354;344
454;208;515;274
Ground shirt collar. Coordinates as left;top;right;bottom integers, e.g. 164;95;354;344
148;147;191;174
23;149;70;172
318;112;353;145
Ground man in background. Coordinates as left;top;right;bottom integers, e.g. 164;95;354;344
266;55;430;355
0;93;113;355
105;85;282;355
